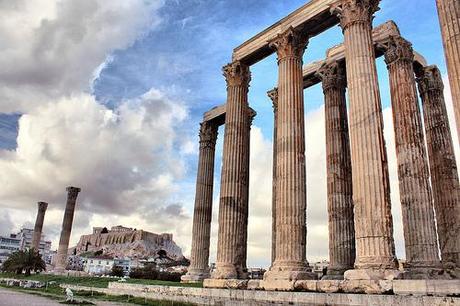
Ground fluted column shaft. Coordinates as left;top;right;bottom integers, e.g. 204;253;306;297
417;66;460;268
436;0;460;143
333;0;397;271
32;202;48;251
213;61;251;279
55;186;81;271
317;61;355;278
183;122;218;282
384;36;441;269
268;88;279;265
264;27;314;282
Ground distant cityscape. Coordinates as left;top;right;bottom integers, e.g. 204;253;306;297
0;227;54;265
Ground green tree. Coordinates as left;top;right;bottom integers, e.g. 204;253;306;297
1;248;46;276
111;265;125;277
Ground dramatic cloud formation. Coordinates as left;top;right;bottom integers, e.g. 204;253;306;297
0;0;163;113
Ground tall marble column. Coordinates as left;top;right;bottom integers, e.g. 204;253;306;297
316;61;355;279
436;0;460;143
268;88;278;265
264;26;315;283
182;122;218;283
212;61;251;280
31;202;48;251
383;36;441;274
332;0;398;279
417;65;460;269
55;186;81;272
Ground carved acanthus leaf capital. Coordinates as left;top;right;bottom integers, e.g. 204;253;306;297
66;186;81;200
331;0;380;31
199;122;218;149
223;61;251;88
417;65;444;95
316;61;346;92
267;88;279;112
38;202;48;211
269;27;309;61
382;35;414;66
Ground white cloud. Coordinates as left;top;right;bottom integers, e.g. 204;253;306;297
0;0;163;113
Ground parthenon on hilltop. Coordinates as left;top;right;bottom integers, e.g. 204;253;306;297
182;0;460;294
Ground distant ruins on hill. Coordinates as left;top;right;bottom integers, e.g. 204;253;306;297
73;225;185;262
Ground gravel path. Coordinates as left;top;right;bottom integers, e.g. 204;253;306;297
0;287;133;306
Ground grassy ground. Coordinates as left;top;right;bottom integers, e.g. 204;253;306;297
0;282;196;305
0;272;202;288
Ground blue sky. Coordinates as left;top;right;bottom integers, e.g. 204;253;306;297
0;0;456;268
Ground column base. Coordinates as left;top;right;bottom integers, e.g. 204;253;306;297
344;269;401;280
181;269;210;283
321;266;351;280
211;263;247;280
262;263;317;290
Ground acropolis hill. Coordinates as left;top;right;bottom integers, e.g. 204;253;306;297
73;225;184;261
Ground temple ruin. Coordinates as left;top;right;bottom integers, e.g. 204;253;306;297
183;0;460;294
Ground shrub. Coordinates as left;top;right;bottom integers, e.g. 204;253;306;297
110;265;124;277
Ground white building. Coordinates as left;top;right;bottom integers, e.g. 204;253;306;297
0;234;21;265
84;257;114;275
0;228;52;265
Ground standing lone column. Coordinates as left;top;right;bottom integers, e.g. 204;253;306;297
268;88;278;265
31;202;48;251
264;26;316;283
417;65;460;269
182;122;218;283
383;36;441;275
332;0;398;279
317;61;355;280
212;61;251;280
436;0;460;143
55;186;81;272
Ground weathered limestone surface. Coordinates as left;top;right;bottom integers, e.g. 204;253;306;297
212;61;251;280
31;202;48;251
182;122;218;282
55;186;81;272
436;0;460;144
417;66;460;269
316;61;355;279
264;26;315;283
332;0;398;276
383;36;441;271
267;88;278;265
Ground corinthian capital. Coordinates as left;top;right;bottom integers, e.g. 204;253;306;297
382;35;414;66
199;122;218;149
38;202;48;211
269;27;309;61
223;61;251;87
66;186;81;199
417;65;444;95
331;0;380;31
267;88;279;112
316;61;346;92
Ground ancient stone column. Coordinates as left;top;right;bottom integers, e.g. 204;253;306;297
332;0;398;279
212;61;251;280
31;202;48;251
436;0;460;143
316;61;355;279
383;36;441;274
417;65;460;269
264;26;315;283
268;88;278;265
55;186;81;272
182;122;218;283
